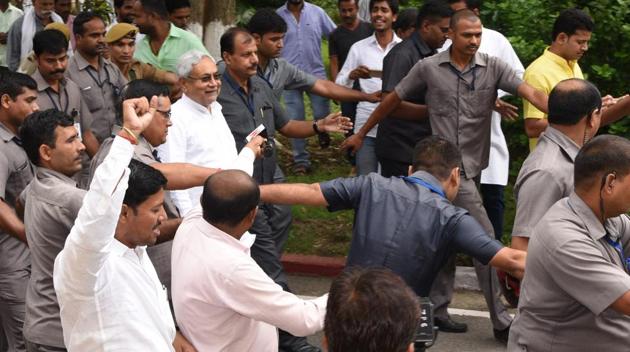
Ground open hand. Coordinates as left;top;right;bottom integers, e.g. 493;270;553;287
319;112;353;133
494;98;518;121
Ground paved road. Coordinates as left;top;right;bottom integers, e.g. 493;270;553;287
288;274;508;352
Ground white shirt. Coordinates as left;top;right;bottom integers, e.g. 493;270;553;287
0;4;22;67
336;33;401;138
53;137;176;351
441;27;524;185
157;94;255;216
172;208;327;352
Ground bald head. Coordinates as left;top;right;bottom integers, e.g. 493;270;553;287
201;170;260;227
548;78;601;125
450;8;480;29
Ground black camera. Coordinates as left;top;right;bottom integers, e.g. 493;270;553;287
414;297;437;351
260;129;274;158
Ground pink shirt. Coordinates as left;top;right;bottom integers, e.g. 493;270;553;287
171;208;327;351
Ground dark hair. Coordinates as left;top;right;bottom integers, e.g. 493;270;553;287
412;136;462;180
369;0;399;15
548;78;601;126
137;0;169;20
246;8;287;36
166;0;191;13
449;8;479;29
19;109;74;166
574;135;630;191
73;11;104;36
551;8;594;42
220;27;253;57
325;268;420;352
114;0;126;8
33;29;68;56
0;72;37;100
446;0;483;11
394;8;417;32
201;170;260;227
337;0;358;7
116;79;170;125
417;0;454;28
124;159;168;211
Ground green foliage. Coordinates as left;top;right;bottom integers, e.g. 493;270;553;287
81;0;113;25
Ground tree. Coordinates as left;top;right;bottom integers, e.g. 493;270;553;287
189;0;236;59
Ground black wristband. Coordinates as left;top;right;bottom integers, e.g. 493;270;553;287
312;121;321;134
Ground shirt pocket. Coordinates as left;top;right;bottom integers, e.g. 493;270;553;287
471;87;496;119
80;86;104;113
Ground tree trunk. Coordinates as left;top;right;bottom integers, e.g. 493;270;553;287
190;0;236;60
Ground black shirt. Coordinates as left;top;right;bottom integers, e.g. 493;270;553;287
320;170;503;296
329;21;373;69
376;31;435;165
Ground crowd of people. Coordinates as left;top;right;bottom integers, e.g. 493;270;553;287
0;0;630;351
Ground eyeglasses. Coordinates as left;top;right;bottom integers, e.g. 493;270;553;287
156;109;171;120
187;73;221;83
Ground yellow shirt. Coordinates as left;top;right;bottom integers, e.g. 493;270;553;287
524;48;583;150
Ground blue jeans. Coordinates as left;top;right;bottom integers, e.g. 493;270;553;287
282;89;330;167
356;136;379;175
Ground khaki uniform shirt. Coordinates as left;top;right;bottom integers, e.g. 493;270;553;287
512;126;579;239
508;192;630;351
32;69;94;187
66;52;127;143
23;167;85;347
128;59;171;84
0;122;32;273
395;50;522;179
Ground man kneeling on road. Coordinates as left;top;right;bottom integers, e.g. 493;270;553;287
260;136;526;301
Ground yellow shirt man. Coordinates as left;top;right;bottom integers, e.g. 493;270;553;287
523;48;583;150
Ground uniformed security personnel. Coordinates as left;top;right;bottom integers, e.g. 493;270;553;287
509;135;630;352
0;72;39;352
66;11;126;143
31;28;100;189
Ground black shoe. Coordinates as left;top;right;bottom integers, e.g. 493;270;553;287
493;324;511;345
434;316;468;333
318;132;331;149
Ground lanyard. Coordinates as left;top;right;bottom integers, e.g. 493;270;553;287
448;63;476;91
44;85;69;114
224;72;255;116
605;235;630;273
401;176;446;199
86;65;112;89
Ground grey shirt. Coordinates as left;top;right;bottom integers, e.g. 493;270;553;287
508;192;630;352
512;126;579;239
395;50;522;179
257;57;318;100
32;69;95;187
0;122;32;273
320;170;503;296
66;52;127;143
5;14;44;71
23;167;85;347
218;71;290;185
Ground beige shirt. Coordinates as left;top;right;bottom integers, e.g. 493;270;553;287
23;167;85;347
395;50;522;179
172;208;327;351
512;126;579;239
65;52;127;143
509;192;630;351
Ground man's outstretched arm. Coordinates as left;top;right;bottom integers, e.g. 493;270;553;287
260;183;329;207
489;248;526;280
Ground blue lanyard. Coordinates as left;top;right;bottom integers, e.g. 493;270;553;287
401;176;446;199
224;72;256;116
605;235;630;273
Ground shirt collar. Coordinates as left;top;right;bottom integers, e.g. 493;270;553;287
411;31;435;57
109;238;147;261
0;121;16;142
33;69;66;92
223;70;253;98
195;217;256;254
438;49;487;68
36;166;77;186
74;51;111;71
166;23;181;39
540;125;581;162
542;47;579;73
567;192;607;241
179;94;213;114
409;170;443;189
366;32;401;50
